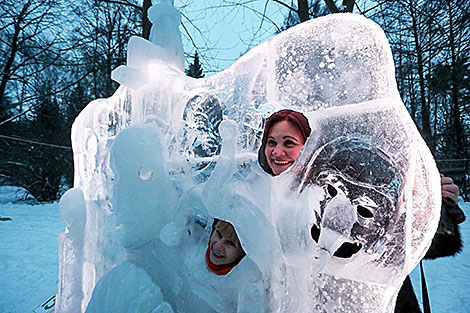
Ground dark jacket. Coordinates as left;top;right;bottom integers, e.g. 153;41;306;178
394;198;465;313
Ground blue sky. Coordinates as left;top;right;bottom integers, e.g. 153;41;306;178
175;0;287;74
173;1;378;75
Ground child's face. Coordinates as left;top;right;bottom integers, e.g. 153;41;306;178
209;226;244;266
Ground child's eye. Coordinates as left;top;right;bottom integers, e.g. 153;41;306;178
215;230;222;238
228;241;236;247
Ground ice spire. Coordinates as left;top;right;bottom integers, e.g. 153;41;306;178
148;0;184;71
111;0;184;88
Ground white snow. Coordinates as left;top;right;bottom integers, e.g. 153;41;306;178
409;204;470;313
0;187;64;313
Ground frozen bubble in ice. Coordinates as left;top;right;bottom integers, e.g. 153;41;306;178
85;131;98;153
219;120;238;141
160;222;182;246
138;167;153;180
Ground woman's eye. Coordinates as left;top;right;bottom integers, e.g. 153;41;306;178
284;140;296;147
267;140;276;147
228;241;236;247
215;230;222;238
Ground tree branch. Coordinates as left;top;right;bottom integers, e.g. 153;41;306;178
272;0;298;13
0;108;32;127
99;0;142;11
0;135;71;149
2;69;95;125
361;0;397;16
324;0;340;13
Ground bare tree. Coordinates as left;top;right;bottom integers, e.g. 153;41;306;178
367;0;447;151
273;0;355;24
427;0;470;158
0;0;66;120
70;0;140;99
369;0;469;158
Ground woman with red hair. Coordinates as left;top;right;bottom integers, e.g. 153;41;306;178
258;108;460;201
258;109;311;176
257;108;463;313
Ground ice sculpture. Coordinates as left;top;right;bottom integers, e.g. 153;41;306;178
56;188;86;313
57;2;441;312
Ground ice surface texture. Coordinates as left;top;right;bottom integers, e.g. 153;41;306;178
57;10;441;313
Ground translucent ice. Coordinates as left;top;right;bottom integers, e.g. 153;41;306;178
57;9;441;313
148;0;184;71
110;124;177;249
56;188;86;313
84;262;167;313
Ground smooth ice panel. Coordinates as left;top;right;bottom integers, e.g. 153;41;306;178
84;262;166;313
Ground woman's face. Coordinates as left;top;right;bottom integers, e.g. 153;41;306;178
265;120;305;176
209;227;244;265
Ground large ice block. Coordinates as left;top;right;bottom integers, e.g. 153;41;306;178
57;12;440;313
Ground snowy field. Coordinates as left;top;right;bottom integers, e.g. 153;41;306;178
0;186;469;313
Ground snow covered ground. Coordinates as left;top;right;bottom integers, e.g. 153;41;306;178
0;186;468;313
0;187;64;313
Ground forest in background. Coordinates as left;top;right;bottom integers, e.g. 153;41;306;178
0;0;469;202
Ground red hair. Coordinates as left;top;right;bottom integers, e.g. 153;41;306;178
258;109;311;175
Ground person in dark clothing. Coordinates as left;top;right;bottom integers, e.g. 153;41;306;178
394;193;465;313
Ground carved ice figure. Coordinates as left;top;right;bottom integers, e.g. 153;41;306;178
57;5;441;312
148;0;184;71
267;102;440;312
110;124;177;250
77;124;178;313
84;262;171;313
56;188;86;313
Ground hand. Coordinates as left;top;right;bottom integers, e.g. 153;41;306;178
441;174;460;205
